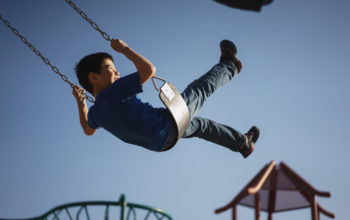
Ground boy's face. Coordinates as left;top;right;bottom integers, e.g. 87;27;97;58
94;58;120;91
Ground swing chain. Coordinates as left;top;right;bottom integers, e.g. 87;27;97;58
65;0;162;93
64;0;111;41
0;14;95;103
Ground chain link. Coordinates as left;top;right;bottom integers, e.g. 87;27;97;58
63;0;163;92
0;14;95;103
64;0;163;94
64;0;111;41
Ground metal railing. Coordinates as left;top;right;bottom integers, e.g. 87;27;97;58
0;195;172;220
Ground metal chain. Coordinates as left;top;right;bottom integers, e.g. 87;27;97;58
0;14;95;103
64;0;111;41
64;0;162;92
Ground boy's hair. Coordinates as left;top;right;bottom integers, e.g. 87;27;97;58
75;52;114;94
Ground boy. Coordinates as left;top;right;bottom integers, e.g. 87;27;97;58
73;39;259;158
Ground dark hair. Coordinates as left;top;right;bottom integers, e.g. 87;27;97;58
74;52;114;94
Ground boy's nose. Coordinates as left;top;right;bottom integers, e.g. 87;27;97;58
114;72;120;79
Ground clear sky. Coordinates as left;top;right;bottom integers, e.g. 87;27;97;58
1;0;349;219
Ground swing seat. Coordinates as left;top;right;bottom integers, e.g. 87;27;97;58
157;81;190;151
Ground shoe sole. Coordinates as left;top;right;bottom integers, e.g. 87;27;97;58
242;143;254;158
241;126;259;158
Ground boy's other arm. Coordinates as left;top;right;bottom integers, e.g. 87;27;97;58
111;39;156;85
73;86;96;136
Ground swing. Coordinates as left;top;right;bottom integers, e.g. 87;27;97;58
0;1;190;151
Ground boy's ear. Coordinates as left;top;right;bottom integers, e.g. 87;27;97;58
88;72;98;84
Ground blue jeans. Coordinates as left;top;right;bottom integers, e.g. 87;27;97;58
180;62;245;151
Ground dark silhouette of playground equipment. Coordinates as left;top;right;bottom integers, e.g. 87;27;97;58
214;0;273;12
215;161;335;220
0;195;172;220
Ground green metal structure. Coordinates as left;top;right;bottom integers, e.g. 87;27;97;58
0;195;172;220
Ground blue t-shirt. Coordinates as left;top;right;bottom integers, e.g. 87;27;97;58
87;72;172;152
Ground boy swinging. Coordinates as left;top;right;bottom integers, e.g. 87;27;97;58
73;39;259;158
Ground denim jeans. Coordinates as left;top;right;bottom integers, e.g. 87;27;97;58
180;62;245;151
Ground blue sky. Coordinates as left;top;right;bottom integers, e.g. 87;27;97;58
1;0;349;219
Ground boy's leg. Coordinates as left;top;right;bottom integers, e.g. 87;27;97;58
181;61;238;120
182;117;260;157
181;40;240;120
179;40;259;157
182;116;245;151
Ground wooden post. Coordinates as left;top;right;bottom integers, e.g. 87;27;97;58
232;205;237;220
268;212;273;220
311;195;319;220
255;193;261;220
267;168;277;220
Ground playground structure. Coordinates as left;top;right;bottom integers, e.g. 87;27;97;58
213;0;273;12
0;194;172;220
215;161;335;220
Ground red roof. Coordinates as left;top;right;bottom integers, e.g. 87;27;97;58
215;161;335;220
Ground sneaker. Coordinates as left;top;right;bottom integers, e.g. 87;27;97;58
220;39;240;68
239;126;260;158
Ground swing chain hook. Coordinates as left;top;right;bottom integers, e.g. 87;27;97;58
151;76;167;92
0;14;95;103
64;0;111;41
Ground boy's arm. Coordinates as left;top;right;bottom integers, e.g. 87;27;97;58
73;86;96;136
111;39;156;85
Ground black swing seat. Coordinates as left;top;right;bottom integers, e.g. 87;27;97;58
152;77;190;151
